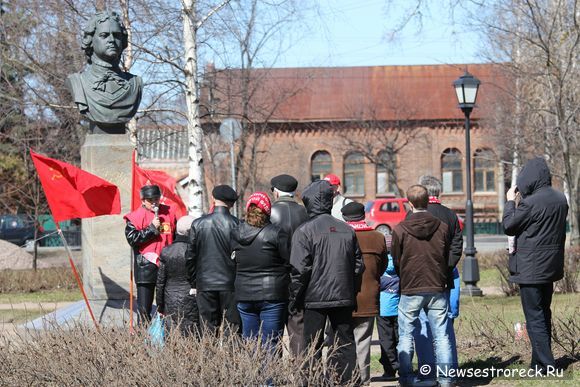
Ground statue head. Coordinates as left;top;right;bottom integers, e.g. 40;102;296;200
81;11;128;66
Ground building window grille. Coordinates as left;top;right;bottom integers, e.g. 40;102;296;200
311;151;332;181
344;152;365;195
441;148;463;193
474;148;496;192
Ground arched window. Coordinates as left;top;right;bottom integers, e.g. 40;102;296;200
474;148;496;192
376;150;397;195
441;148;463;193
344;152;365;195
311;151;332;182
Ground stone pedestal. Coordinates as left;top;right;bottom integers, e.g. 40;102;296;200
81;134;133;300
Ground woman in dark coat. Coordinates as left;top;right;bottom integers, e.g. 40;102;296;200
232;192;290;353
156;215;199;336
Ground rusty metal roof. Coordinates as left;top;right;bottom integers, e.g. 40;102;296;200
202;63;507;123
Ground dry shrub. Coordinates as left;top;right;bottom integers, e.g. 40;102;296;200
0;322;358;386
476;251;508;270
463;305;524;354
0;267;77;293
551;309;580;360
555;246;580;294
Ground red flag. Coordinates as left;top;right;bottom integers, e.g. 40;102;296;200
131;151;187;218
30;150;121;223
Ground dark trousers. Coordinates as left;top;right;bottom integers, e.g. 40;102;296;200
520;283;555;371
197;290;240;335
136;283;156;323
377;315;399;376
287;309;304;356
303;307;356;384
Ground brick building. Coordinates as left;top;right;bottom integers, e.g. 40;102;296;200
139;63;509;225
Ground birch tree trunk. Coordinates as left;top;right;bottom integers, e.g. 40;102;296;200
183;0;206;217
120;0;138;146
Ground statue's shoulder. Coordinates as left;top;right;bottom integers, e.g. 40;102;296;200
120;71;143;89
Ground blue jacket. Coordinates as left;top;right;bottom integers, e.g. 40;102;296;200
379;255;400;317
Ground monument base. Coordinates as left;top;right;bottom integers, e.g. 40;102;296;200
23;299;142;330
81;134;133;300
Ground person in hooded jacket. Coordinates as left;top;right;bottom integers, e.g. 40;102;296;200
289;179;364;384
413;175;463;379
156;215;199;336
503;157;568;374
231;192;290;353
391;185;452;387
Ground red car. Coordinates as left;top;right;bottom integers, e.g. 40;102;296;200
364;198;411;235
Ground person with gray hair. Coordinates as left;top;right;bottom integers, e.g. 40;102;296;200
156;215;199;336
413;175;463;380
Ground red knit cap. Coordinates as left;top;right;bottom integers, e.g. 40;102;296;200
246;191;271;215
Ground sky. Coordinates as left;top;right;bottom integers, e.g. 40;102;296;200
273;0;482;68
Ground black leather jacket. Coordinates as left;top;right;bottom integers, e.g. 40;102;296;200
232;221;290;302
186;206;239;291
270;196;308;248
125;221;160;284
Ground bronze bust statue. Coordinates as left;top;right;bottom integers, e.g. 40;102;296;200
66;11;142;134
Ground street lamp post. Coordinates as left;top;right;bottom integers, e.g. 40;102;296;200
454;72;483;297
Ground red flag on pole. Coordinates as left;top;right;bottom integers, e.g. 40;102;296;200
30;150;121;223
131;151;187;218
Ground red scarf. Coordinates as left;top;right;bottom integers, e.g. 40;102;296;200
124;204;176;263
346;220;374;231
429;196;441;204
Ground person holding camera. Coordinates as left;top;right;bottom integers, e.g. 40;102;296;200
503;157;568;374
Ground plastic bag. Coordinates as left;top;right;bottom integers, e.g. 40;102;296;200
147;313;165;348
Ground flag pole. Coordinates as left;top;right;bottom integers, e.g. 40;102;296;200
129;150;137;334
56;223;99;330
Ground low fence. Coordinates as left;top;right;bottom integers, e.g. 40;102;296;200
41;230;81;248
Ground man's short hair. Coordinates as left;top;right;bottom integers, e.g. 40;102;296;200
407;185;429;210
418;175;442;197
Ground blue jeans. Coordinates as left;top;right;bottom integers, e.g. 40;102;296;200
398;293;453;385
414;273;460;376
237;301;287;353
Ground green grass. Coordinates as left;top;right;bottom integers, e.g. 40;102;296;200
476;268;502;288
0;289;82;304
0;309;46;324
370;293;580;385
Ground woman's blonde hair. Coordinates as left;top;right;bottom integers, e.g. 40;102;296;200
245;204;269;228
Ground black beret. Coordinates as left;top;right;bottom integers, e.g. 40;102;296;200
341;201;365;221
212;184;238;202
140;185;161;199
270;174;298;192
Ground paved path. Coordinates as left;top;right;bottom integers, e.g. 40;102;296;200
0;301;77;310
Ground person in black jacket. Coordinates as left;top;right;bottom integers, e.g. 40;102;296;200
156;215;199;336
124;185;177;323
503;157;568;374
232;191;290;353
269;174;308;356
186;184;240;335
413;175;463;377
289;179;363;384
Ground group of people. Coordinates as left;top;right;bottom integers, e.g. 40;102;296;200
124;156;568;387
